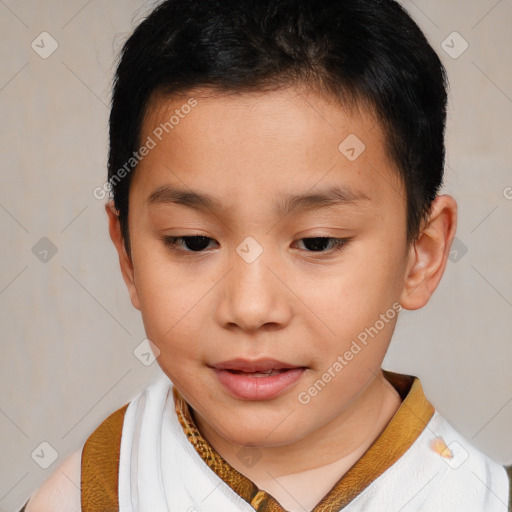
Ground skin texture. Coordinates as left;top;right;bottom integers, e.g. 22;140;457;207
24;448;81;512
25;84;457;512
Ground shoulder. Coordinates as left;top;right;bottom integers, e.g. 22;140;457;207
22;402;130;512
413;411;510;510
23;448;82;512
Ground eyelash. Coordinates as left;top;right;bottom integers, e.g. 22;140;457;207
161;235;351;256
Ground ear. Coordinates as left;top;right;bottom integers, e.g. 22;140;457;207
105;200;141;311
400;194;458;310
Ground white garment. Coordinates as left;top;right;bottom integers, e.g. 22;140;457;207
118;374;509;512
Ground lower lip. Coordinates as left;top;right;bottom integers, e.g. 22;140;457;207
213;368;306;400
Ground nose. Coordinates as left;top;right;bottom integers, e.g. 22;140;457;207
214;241;293;333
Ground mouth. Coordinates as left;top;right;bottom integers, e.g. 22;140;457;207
209;358;308;400
210;357;307;374
225;368;291;377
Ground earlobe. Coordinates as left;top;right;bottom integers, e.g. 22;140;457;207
105;201;141;311
400;195;458;310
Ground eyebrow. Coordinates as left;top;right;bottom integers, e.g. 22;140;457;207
147;184;370;216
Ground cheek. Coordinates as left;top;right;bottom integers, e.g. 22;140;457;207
130;242;202;348
310;240;406;349
324;240;405;307
352;224;407;291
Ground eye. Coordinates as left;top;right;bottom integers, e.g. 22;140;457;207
162;235;216;252
294;237;350;253
161;235;350;255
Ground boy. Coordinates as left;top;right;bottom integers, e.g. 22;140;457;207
23;0;511;510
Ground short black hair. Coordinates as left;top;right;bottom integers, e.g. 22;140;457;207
108;0;448;255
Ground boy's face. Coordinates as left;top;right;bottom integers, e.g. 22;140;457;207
121;86;414;447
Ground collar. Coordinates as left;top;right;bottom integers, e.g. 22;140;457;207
172;370;435;511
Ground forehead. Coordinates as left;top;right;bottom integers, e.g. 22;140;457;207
131;86;404;217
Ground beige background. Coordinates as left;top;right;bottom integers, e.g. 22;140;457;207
1;0;511;510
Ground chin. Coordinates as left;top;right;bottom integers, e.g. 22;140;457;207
218;418;305;449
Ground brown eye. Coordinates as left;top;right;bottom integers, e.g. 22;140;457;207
295;237;349;253
163;235;215;252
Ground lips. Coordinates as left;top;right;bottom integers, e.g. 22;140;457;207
229;369;287;377
210;358;307;400
210;358;304;373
